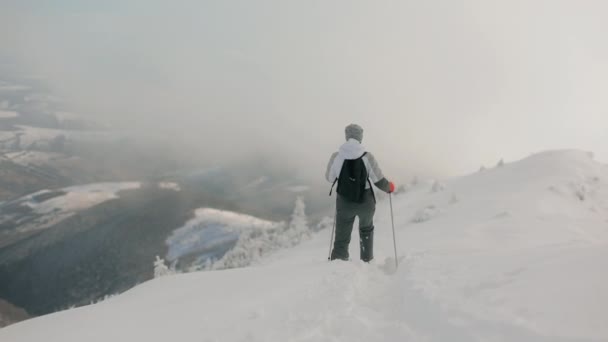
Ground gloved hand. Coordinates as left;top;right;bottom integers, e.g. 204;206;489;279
389;181;396;193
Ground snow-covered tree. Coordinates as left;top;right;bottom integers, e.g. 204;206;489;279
315;216;333;232
206;197;312;270
497;159;504;167
431;181;445;193
154;256;171;278
286;197;310;244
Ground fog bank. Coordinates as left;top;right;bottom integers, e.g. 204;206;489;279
2;0;608;183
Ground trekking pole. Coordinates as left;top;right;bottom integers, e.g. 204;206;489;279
328;207;337;261
389;193;398;268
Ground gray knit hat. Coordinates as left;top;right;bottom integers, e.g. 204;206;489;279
345;124;363;143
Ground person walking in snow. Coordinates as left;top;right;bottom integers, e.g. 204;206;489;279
326;124;395;262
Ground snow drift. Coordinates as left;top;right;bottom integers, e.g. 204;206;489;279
1;150;607;342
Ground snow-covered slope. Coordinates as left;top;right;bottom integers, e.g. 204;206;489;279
2;150;607;342
166;208;282;265
0;182;141;241
167;199;312;271
0;110;17;119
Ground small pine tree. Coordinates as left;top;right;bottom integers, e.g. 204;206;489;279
431;181;445;193
154;256;171;278
315;216;333;232
287;197;311;245
206;197;313;271
497;159;504;167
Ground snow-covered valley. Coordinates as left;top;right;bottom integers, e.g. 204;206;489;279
2;150;606;341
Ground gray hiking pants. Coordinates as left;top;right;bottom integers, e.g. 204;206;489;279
331;190;375;262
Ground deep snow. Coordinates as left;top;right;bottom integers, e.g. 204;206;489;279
1;150;607;342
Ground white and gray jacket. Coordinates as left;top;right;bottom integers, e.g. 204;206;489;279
325;139;391;193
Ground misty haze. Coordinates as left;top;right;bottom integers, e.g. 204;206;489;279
0;1;607;341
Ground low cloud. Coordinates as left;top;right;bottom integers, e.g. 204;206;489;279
3;1;608;183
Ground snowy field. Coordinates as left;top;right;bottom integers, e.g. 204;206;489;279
1;125;117;158
0;182;142;234
0;84;30;92
12;125;116;146
0;110;18;119
158;182;181;192
19;182;142;215
1;150;607;341
3;151;65;166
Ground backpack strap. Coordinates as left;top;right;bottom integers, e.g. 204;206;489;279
360;152;376;203
329;178;338;196
367;178;376;203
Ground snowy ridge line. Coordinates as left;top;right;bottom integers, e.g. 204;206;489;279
192;208;278;230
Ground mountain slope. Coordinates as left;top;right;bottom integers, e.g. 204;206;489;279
0;299;28;328
1;150;607;341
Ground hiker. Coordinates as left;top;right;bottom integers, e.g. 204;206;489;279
326;124;395;262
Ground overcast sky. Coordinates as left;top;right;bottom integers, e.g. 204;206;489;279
2;0;607;182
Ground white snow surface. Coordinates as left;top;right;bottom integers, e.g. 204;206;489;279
11;125;117;147
158;182;181;191
4;151;64;166
165;208;283;265
1;182;142;235
21;182;142;215
287;185;311;193
0;109;18;118
0;84;30;92
53;111;81;121
2;150;608;341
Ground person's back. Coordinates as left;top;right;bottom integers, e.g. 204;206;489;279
326;124;395;262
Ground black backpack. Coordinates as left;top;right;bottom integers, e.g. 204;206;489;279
330;152;374;203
